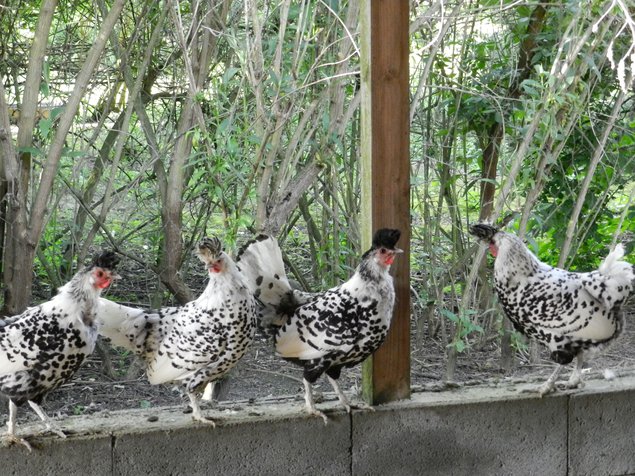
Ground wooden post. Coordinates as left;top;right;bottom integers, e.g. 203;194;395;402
360;0;411;404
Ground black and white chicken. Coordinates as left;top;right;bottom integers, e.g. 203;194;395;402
97;237;257;425
236;229;402;422
0;251;119;450
470;223;634;395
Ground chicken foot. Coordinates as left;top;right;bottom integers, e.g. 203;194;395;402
303;378;328;425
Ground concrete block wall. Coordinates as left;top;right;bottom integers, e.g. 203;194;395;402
352;392;568;475
2;375;635;475
569;385;635;476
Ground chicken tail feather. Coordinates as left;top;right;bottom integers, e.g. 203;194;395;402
236;235;293;329
599;244;634;284
97;298;159;353
586;244;635;309
599;244;625;274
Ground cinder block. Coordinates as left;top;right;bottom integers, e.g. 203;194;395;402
569;386;635;476
0;433;112;476
352;393;568;476
112;409;351;476
5;377;635;476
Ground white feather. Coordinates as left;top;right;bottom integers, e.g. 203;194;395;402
0;317;38;375
97;298;153;352
1;289;99;377
145;261;255;385
583;244;634;309
494;233;633;353
275;274;393;361
237;236;292;307
599;244;625;273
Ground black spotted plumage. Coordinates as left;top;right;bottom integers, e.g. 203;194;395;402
237;228;402;420
97;237;257;425
0;250;118;448
470;223;635;395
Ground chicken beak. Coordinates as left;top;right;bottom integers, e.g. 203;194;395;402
393;247;404;254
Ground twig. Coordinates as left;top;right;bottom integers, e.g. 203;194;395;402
244;367;304;385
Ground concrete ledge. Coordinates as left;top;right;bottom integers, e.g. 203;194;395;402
2;375;635;475
569;385;635;476
352;390;567;476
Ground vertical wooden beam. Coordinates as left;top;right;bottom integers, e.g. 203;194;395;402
360;0;411;404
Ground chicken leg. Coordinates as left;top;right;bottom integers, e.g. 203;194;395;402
28;401;66;438
4;400;32;452
187;392;216;427
303;378;328;424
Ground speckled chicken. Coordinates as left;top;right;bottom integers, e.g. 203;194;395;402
470;223;635;395
237;229;402;422
0;251;119;450
97;237;257;425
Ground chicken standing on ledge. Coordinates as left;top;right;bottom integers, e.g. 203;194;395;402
0;251;119;451
470;223;635;396
236;228;402;422
97;237;257;425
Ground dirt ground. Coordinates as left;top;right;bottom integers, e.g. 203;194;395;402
2;299;631;427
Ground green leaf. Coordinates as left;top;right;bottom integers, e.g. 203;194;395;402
218;117;232;134
453;340;466;353
222;67;240;84
38;117;52;138
17;146;43;156
61;148;88;158
41;60;50;96
440;308;459;323
51;106;65;119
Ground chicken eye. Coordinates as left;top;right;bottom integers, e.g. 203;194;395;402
380;248;387;254
96;270;104;278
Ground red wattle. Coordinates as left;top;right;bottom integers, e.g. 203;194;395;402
97;279;111;289
489;243;498;257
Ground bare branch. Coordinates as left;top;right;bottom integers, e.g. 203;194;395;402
29;0;126;243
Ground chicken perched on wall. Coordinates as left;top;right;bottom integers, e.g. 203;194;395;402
97;237;257;425
0;251;119;451
237;229;402;422
470;223;635;395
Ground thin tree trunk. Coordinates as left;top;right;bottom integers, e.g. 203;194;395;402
2;0;124;315
79;0;168;264
0;80;19;316
1;0;58;315
259;1;359;236
471;4;548;371
29;0;125;245
157;0;228;304
558;85;628;267
479;3;548;220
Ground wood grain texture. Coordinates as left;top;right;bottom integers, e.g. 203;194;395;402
360;0;411;405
